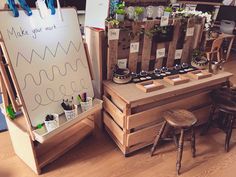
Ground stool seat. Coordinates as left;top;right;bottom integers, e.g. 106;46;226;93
163;109;197;128
151;109;197;175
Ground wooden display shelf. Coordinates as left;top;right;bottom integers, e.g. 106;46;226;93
103;72;233;156
187;70;212;80
136;80;164;93
164;74;190;85
33;99;103;143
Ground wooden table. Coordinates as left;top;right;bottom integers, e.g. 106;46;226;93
103;72;233;156
206;33;235;61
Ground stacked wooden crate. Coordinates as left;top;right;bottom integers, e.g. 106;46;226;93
103;72;232;156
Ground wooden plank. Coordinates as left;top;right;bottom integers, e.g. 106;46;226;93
104;84;127;110
84;42;94;80
104;125;126;154
37;122;93;168
127;122;162;147
103;72;232;107
192;20;205;49
127;91;211;130
0;73;9;109
0;45;18;111
141;21;155;71
167;19;181;67
181;17;195;64
155;43;166;69
128;22;142;73
103;112;124;145
5;117;40;174
107;28;119;79
103;95;124;128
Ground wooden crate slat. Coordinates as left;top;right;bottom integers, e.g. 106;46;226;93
192;18;205;49
141;21;156;71
167;19;181;67
128;22;142;73
107;37;119;80
181;17;195;64
155;42;166;69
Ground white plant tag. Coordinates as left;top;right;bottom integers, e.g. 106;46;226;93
108;29;120;40
130;42;140;53
156;48;165;59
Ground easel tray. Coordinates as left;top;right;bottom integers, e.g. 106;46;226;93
33;99;103;143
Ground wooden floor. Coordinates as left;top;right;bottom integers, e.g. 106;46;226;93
1;57;236;177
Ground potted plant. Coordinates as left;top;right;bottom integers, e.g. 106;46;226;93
134;6;144;21
164;7;173;17
115;2;126;21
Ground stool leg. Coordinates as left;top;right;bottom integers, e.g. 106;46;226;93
191;126;196;157
176;129;184;175
172;129;178;148
225;116;234;152
201;104;216;136
150;121;167;156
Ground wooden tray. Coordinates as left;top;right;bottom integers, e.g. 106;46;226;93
164;74;190;85
33;99;103;143
136;80;164;92
187;70;212;80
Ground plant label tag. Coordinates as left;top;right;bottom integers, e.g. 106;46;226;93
186;27;194;37
160;16;169;26
118;59;127;69
130;42;140;53
108;29;120;40
175;49;183;60
156;48;165;59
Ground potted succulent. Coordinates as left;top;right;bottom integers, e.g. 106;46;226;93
134;6;144;21
115;2;126;21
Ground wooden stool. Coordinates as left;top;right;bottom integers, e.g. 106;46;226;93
201;88;236;152
150;109;197;175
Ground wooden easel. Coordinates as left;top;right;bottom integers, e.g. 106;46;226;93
0;9;102;174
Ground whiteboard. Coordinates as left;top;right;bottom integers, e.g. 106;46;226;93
85;0;109;29
0;9;94;126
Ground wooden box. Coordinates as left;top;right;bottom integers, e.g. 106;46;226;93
136;80;164;93
187;70;212;80
164;74;190;85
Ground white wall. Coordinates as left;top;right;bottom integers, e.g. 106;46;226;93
0;0;5;9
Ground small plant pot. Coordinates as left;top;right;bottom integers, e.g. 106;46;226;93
64;107;77;121
80;97;93;112
164;11;170;17
135;14;143;21
116;14;125;22
44;114;59;132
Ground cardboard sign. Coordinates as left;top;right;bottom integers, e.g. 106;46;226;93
160;16;169;26
108;29;120;40
156;48;166;59
118;59;128;69
186;27;194;37
130;42;140;53
175;49;183;60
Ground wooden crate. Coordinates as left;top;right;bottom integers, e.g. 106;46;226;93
103;72;232;156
